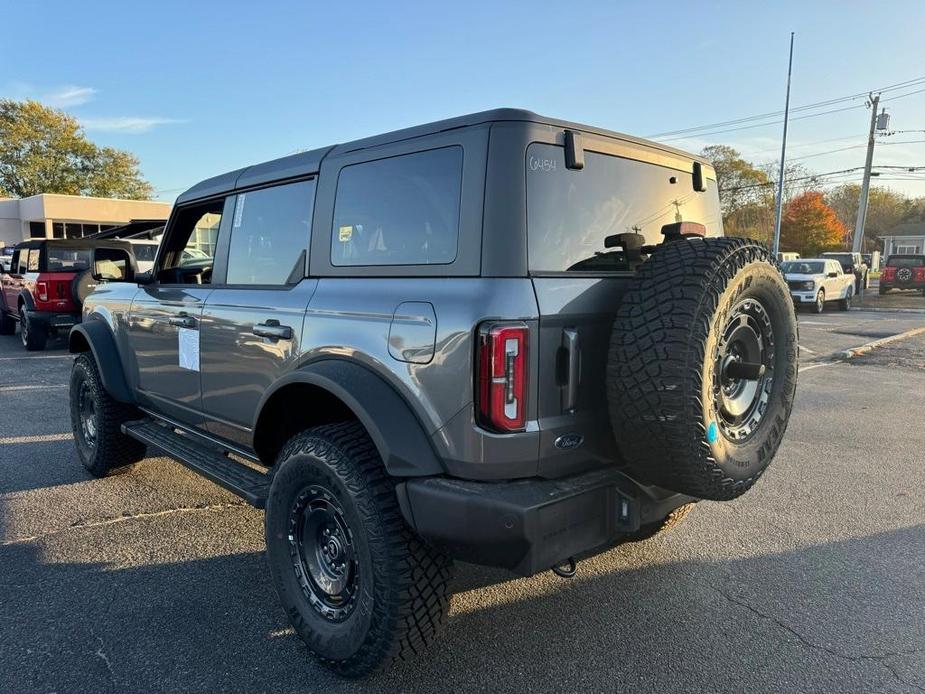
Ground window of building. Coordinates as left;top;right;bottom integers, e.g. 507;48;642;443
331;147;463;266
29;222;46;238
897;244;922;255
225;180;315;285
52;222;65;239
65;222;84;238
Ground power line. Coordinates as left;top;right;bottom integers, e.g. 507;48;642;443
648;75;925;139
723;164;925;193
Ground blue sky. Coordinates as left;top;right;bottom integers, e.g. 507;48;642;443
3;0;924;201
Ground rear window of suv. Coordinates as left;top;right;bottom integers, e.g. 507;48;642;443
887;256;924;268
526;143;722;273
331;147;463;267
46;248;91;271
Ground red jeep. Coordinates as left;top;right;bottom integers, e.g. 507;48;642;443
879;254;925;296
0;240;137;351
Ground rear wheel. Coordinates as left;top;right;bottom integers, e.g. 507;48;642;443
839;289;852;311
69;353;147;476
265;422;454;678
607;238;798;501
19;307;47;351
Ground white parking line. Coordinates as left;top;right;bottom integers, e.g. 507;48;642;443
799;344;816;354
799;362;841;373
0;384;67;392
0;433;72;445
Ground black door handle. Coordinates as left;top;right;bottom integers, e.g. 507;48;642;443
252;320;293;340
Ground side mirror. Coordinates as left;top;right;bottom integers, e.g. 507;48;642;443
136;270;154;285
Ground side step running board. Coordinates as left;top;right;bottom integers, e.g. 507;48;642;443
122;419;270;508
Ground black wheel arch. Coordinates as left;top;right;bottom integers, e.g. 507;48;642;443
17;290;35;311
68;321;134;403
253;359;444;477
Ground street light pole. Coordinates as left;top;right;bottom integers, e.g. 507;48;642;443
772;32;795;257
852;93;881;253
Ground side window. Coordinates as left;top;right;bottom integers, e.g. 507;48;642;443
157;199;225;285
27;249;40;272
331;147;463;266
11;250;21;273
93;248;133;281
225;180;315;286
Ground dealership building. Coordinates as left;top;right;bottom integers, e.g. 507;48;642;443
0;193;171;250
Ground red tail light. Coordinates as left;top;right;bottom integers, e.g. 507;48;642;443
477;322;528;432
36;281;49;302
882;267;896;280
914;268;925;281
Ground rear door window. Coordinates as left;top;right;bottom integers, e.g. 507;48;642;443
225;179;315;285
526;143;722;273
331;147;463;266
27;249;41;271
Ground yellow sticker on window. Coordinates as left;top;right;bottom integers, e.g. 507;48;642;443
338;225;353;242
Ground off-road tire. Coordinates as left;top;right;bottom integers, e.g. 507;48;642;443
839;289;852;311
607;237;798;501
0;308;14;335
265;422;454;678
20;307;47;351
627;503;696;542
69;353;146;476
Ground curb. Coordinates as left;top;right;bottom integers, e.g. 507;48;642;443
833;326;925;360
848;306;925;315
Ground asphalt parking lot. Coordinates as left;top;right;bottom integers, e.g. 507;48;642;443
1;313;924;694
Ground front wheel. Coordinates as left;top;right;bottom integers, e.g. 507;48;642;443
69;353;147;476
814;289;826;314
265;422;454;678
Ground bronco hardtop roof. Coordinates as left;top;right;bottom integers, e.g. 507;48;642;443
177;108;713;205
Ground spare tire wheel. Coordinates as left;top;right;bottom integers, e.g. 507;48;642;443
607;237;798;501
71;270;101;306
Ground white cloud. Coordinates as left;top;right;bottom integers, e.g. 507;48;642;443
80;116;184;134
44;85;98;107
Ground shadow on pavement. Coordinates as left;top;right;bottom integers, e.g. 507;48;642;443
1;525;922;694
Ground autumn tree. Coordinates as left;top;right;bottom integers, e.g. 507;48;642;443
779;191;846;256
0;99;153;199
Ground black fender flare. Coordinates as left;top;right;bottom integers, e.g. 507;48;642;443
257;359;444;477
68;321;134;403
17;290;35;312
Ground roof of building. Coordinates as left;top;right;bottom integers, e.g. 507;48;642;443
882;222;925;238
176;108;713;205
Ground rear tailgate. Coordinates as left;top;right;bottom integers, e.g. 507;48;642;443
526;140;722;477
33;272;79;312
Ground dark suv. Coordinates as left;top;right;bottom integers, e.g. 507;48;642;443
0;239;136;350
879;254;925;295
822;251;869;292
67;109;798;677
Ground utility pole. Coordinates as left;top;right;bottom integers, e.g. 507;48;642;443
852;93;881;253
772;32;795;256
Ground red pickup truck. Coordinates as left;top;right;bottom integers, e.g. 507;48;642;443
0;239;137;351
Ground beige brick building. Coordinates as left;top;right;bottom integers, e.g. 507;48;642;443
0;194;171;250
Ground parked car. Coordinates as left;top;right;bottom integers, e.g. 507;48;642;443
822;251;869;292
0;239;137;350
782;258;854;312
0;246;15;272
67;109;798;677
879;254;925;295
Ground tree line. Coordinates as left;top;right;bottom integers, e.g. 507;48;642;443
704;144;925;255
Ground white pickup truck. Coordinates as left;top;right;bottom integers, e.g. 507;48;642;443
782;258;854;313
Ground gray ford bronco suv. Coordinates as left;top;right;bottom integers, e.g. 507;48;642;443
68;109;798;677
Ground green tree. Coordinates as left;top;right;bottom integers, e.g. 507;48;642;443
0;99;153;199
700;145;775;242
825;183;912;251
780;191;846;256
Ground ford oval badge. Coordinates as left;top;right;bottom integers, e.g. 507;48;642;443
555;433;584;450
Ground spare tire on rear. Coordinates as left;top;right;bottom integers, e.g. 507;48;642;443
607;237;798;501
71;270;100;307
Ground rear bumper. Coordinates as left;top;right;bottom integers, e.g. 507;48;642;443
26;310;81;331
396;468;692;576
